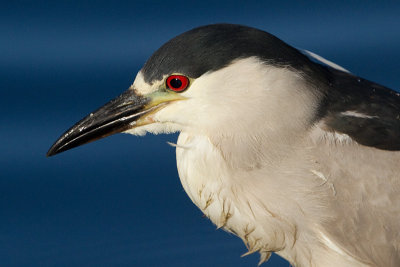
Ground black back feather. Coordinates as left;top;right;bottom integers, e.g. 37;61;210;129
319;68;400;150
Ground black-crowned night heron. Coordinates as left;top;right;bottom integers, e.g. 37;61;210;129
47;24;400;266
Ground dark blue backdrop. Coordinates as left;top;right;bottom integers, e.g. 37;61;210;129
1;1;399;266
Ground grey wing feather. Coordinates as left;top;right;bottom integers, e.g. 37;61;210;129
310;66;400;266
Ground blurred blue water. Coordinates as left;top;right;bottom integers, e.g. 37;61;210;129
1;1;399;266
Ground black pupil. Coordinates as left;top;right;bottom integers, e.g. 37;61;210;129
170;78;182;88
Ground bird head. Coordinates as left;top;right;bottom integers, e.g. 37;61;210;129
47;24;325;158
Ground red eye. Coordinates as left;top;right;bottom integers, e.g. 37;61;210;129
166;75;189;92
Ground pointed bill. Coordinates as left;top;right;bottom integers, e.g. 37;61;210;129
47;89;185;156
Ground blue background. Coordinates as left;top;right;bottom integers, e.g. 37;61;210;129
1;1;399;266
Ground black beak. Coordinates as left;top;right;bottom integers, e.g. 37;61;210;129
47;90;151;157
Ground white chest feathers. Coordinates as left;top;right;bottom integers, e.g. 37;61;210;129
174;132;371;267
175;132;287;264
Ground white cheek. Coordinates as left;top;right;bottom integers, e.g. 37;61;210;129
178;57;319;133
126;57;320;142
152;101;196;130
